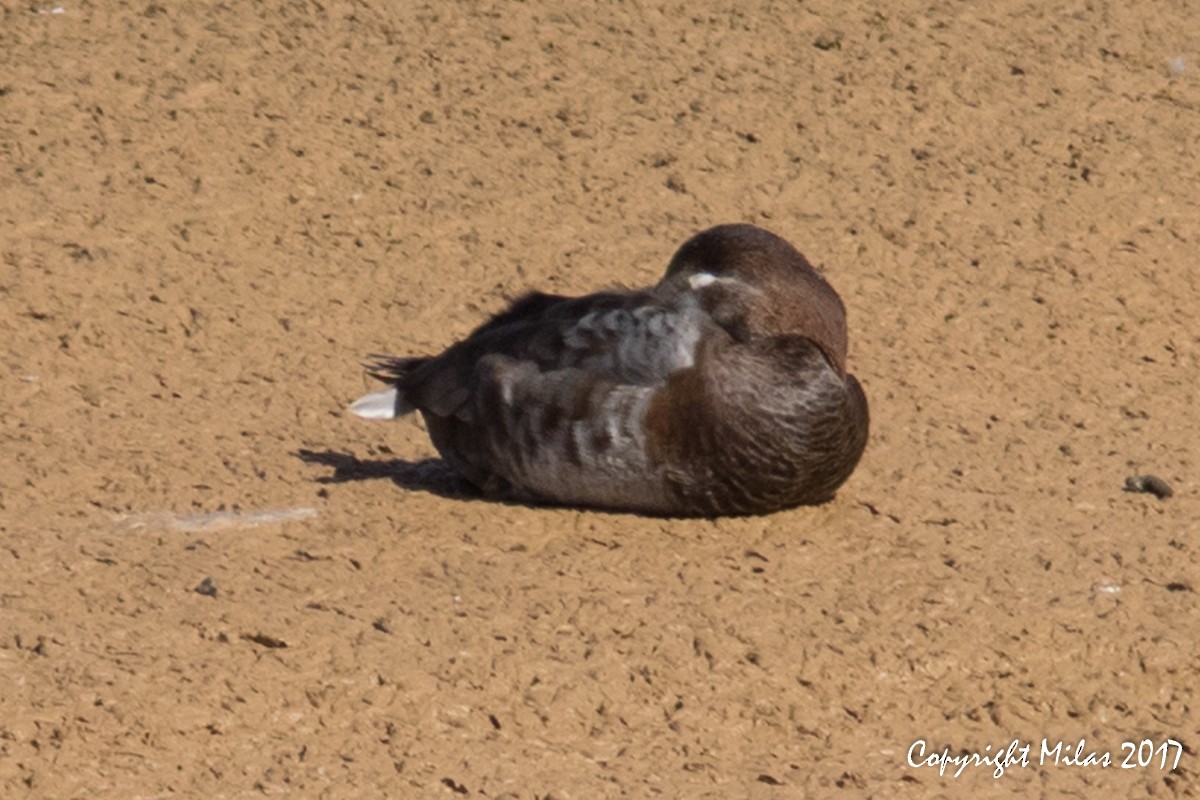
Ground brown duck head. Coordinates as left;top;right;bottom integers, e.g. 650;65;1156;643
659;224;850;374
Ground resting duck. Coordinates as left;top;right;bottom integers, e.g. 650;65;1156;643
350;224;868;516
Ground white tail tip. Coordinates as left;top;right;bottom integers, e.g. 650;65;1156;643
349;388;400;420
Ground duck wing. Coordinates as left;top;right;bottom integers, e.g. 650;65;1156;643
358;288;711;420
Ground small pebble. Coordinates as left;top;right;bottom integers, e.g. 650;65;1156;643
1168;56;1186;76
195;576;219;597
1123;474;1173;500
813;30;843;51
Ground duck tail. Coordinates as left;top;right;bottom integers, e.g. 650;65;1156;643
348;387;407;419
348;355;426;419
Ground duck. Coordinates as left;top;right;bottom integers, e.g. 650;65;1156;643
349;224;869;516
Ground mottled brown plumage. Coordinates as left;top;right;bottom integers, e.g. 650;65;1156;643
350;224;869;516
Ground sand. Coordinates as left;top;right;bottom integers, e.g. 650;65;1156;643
2;1;1197;797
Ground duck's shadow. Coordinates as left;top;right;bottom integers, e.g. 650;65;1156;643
295;450;706;518
295;449;484;502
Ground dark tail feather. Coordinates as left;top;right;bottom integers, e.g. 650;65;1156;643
363;353;429;384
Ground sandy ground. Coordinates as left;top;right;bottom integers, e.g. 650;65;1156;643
2;1;1199;797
